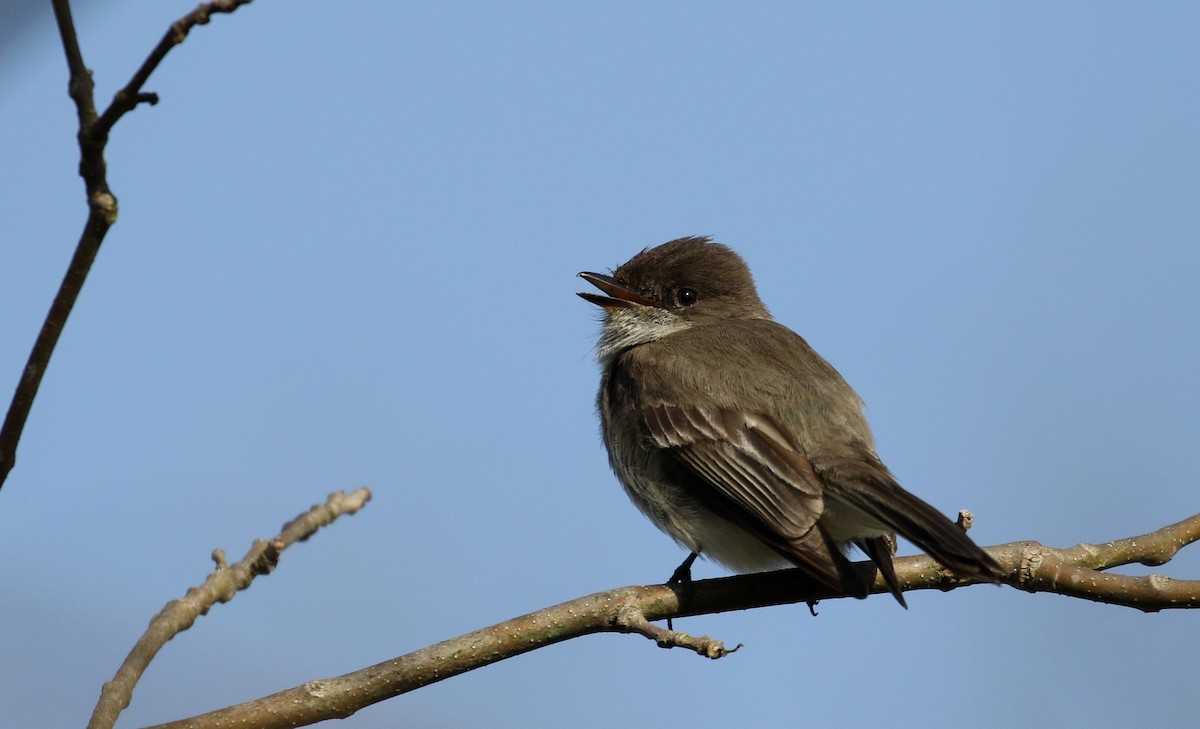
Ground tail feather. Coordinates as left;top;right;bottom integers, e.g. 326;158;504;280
819;525;872;600
873;485;1002;580
821;451;1003;582
857;535;908;608
766;521;872;600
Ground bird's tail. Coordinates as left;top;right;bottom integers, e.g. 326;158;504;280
820;451;1003;583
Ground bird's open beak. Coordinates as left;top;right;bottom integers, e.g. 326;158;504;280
577;272;658;310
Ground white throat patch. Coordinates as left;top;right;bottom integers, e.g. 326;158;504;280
596;308;691;362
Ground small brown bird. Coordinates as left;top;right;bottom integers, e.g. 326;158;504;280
579;236;1001;606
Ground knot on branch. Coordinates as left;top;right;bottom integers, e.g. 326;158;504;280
1017;542;1046;589
88;190;118;225
956;509;975;531
248;538;283;576
303;680;331;699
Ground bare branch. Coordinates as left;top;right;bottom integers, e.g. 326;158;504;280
87;488;371;729
0;0;110;491
0;0;257;491
50;0;97;126
1007;512;1200;611
613;604;741;659
144;513;1200;729
95;0;256;135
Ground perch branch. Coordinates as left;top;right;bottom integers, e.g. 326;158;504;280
87;488;371;729
145;512;1200;729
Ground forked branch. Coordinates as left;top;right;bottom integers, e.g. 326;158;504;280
0;0;257;491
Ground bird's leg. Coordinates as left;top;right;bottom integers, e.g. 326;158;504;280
666;552;699;631
668;551;699;585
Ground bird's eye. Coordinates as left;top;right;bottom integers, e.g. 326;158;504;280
676;287;698;307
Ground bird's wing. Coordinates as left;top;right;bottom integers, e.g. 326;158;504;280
641;402;868;596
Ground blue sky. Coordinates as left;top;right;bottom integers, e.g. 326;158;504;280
2;2;1198;727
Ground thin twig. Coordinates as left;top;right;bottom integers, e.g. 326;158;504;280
87;488;371;729
145;513;1200;729
614;604;741;658
0;0;108;491
0;0;257;491
96;0;256;135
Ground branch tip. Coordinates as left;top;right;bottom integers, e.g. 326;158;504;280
87;488;371;729
614;604;738;659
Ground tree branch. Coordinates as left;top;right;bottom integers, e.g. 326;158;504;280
1008;512;1200;610
95;0;256;135
143;513;1200;729
0;0;257;491
87;488;371;729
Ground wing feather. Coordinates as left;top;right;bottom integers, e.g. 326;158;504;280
641;402;867;596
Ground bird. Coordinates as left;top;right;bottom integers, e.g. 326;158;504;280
578;236;1002;607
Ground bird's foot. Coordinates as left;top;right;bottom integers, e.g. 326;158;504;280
666;552;700;631
667;551;699;585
